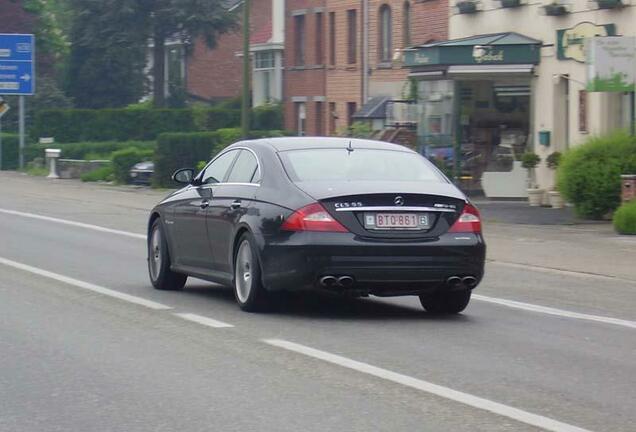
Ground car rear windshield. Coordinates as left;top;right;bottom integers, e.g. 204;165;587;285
279;148;446;183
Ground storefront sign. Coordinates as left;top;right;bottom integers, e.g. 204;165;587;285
586;37;636;92
557;22;616;63
404;45;539;67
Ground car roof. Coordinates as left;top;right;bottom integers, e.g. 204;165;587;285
245;137;417;153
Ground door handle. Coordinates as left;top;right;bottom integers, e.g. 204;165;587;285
200;199;210;209
230;200;242;210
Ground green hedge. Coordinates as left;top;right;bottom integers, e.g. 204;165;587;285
153;128;286;188
32;108;241;143
557;131;636;219
613;200;636;235
251;104;283;130
25;140;156;163
0;133;19;170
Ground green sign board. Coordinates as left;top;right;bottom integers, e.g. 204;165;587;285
557;22;616;62
587;37;636;93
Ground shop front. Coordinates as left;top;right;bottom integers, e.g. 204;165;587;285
404;33;541;197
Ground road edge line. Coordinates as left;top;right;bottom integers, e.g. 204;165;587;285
173;312;234;329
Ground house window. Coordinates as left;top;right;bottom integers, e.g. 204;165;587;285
378;4;392;63
347;102;357;127
316;12;324;65
254;51;274;69
403;1;411;48
316;102;324;136
295;102;306;136
329;102;337;134
329;12;336;65
347;9;357;64
294;15;306;66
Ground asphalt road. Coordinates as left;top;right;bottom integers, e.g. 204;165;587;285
0;175;635;432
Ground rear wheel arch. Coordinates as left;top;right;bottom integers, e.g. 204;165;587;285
231;226;266;285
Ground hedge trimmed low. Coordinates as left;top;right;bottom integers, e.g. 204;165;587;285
557;131;636;219
111;147;154;184
0;133;19;170
32;108;241;143
152;128;286;188
25;140;156;163
613;200;636;235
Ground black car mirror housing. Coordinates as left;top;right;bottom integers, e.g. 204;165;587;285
172;168;196;185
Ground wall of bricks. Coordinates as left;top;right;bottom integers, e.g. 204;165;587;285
187;0;272;101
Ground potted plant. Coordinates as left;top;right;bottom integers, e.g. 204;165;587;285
456;0;478;14
543;2;569;15
500;0;521;8
521;152;543;206
595;0;622;8
546;151;564;208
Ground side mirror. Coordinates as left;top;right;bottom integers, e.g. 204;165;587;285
172;168;195;185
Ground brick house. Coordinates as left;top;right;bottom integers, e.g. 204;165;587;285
284;0;449;137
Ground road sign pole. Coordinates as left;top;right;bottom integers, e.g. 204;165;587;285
19;95;25;169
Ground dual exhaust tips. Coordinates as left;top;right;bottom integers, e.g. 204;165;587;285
319;275;355;288
447;275;478;289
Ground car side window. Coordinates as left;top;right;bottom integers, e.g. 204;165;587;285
226;150;260;184
201;150;239;185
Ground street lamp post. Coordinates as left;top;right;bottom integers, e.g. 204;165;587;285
241;0;251;139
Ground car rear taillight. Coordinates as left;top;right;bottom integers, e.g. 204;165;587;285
281;203;348;233
448;203;482;233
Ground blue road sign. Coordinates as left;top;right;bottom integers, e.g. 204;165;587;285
0;34;35;95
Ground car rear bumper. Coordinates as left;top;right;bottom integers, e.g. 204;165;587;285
259;232;486;296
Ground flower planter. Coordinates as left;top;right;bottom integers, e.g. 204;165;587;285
543;4;568;15
457;1;478;13
500;0;521;7
596;0;622;8
548;191;564;209
527;188;544;207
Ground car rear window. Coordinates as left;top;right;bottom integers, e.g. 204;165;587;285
279;148;446;183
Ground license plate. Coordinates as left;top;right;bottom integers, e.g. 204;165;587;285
365;213;430;230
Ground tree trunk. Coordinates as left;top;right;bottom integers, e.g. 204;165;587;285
153;31;166;108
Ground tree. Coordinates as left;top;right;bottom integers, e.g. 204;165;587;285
66;0;148;108
141;0;237;107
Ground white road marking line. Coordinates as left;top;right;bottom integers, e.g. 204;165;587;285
264;339;593;432
0;256;171;311
173;312;234;329
473;294;636;330
488;260;636;285
0;208;146;240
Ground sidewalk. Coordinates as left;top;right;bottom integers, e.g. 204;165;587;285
474;200;579;225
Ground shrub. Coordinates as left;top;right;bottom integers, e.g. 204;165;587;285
0;133;19;170
557;131;636;219
521;152;541;169
546;151;562;170
25;140;155;163
252;103;283;130
32;108;240;142
613;200;636;235
81;164;115;182
111;147;154;184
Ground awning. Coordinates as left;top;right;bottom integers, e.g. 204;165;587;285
447;64;535;75
403;32;542;68
352;96;390;120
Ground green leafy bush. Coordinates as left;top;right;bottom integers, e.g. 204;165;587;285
521;152;541;169
32;108;240;142
546;151;562;170
613;200;636;235
0;133;19;170
557;131;636;219
153;129;286;187
111;147;154;184
81;165;115;182
25;140;155;163
251;103;283;130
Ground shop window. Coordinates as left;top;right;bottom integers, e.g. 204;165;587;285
315;12;324;65
347;9;358;64
403;2;411;48
294;15;306;66
329;12;336;66
378;5;392;63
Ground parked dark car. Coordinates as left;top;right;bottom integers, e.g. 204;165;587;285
147;138;485;313
130;161;154;185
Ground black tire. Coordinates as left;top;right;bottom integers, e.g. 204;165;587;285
233;232;269;312
419;289;471;314
148;219;187;291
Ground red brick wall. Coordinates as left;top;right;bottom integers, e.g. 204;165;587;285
187;0;273;101
284;0;327;135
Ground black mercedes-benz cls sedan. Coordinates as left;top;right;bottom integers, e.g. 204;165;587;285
147;137;485;313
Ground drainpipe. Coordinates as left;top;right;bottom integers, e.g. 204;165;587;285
361;0;369;104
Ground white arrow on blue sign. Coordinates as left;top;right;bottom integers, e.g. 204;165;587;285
0;34;35;95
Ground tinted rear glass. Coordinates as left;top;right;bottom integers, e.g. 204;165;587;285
280;148;445;182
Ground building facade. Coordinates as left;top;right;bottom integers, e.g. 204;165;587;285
404;1;636;196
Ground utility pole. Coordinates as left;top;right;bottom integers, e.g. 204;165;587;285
241;0;251;139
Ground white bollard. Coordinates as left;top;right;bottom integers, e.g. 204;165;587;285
45;148;61;179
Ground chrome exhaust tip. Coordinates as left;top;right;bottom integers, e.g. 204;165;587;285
446;276;462;287
337;276;355;288
462;276;478;288
319;276;338;288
